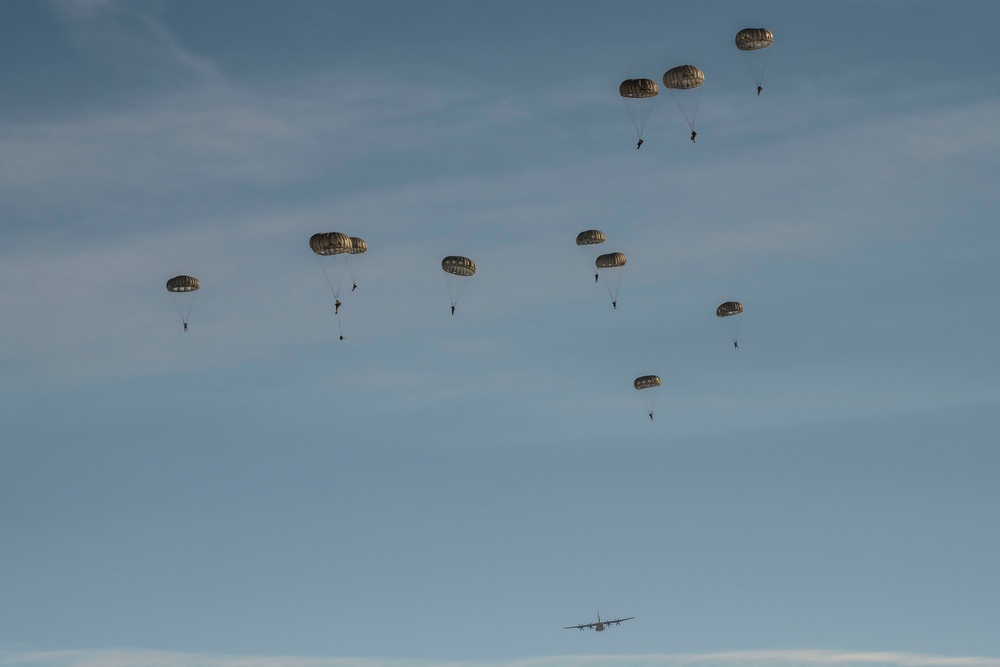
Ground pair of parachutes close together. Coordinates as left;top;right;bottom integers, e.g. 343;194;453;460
576;229;744;420
310;234;473;322
632;307;744;421
621;28;773;148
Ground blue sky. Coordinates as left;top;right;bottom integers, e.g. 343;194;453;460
2;1;999;666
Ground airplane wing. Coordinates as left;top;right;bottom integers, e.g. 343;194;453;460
564;621;600;630
606;616;635;625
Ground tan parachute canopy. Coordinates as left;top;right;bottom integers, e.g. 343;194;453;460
717;301;744;317
735;28;773;51
662;65;704;90
348;237;367;254
442;255;476;277
576;230;606;246
166;275;200;292
619;78;658;99
596;252;627;269
309;232;353;256
634;375;661;390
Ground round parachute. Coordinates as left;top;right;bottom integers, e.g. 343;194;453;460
577;230;606;284
634;375;661;390
595;252;626;308
634;374;662;420
442;256;476;314
716;301;745;348
348;237;368;254
619;79;658;98
596;252;627;269
166;275;199;293
309;232;352;256
576;230;606;246
311;233;353;332
716;301;744;317
662;65;704;90
735;29;773;93
442;255;476;277
662;65;704;138
166;275;199;331
619;79;658;146
735;28;773;51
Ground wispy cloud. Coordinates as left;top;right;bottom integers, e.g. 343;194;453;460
3;93;999;391
48;0;225;82
4;2;999;393
4;649;1000;667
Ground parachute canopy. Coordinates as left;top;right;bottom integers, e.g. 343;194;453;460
717;301;744;317
166;275;199;293
596;252;626;269
576;230;606;246
634;375;661;390
309;232;352;256
736;29;773;93
662;65;704;90
619;78;658;99
619;79;659;144
348;237;368;254
442;255;476;277
735;28;773;51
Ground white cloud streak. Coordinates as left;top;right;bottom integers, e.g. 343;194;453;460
3;649;1000;667
3;91;998;391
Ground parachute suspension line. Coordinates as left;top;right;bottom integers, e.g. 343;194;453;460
315;255;341;300
743;50;771;90
669;90;701;132
603;278;620;306
171;293;196;329
622;97;656;139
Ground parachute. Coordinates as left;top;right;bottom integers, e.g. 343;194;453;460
347;236;367;292
310;232;353;336
633;375;661;390
575;230;606;246
442;255;476;314
619;78;658;146
166;274;199;331
576;230;606;283
716;301;744;348
310;232;352;257
634;374;662;421
735;28;773;94
662;65;704;139
442;255;476;277
310;233;352;294
716;301;743;317
735;27;773;51
595;252;626;308
166;275;199;292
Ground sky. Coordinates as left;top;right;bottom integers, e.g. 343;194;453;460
2;1;999;666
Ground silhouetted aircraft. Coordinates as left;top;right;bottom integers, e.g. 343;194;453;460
564;612;634;631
